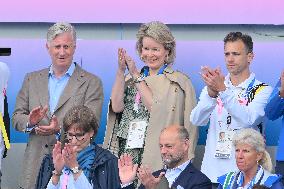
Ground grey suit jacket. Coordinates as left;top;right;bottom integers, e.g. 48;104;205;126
12;64;104;189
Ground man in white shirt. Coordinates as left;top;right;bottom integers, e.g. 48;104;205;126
119;125;212;189
190;32;272;187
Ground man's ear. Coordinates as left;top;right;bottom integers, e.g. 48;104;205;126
184;138;190;149
46;43;50;51
247;52;254;64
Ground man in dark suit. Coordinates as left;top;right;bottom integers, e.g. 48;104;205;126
12;22;104;189
119;125;212;189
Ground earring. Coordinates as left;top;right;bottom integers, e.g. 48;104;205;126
165;54;169;63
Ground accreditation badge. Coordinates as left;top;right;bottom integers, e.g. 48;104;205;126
126;120;147;149
214;130;234;159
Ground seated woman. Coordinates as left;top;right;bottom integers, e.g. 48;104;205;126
217;128;284;189
47;105;120;189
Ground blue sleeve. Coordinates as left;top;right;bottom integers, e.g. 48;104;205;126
270;181;284;189
217;184;223;189
265;80;284;120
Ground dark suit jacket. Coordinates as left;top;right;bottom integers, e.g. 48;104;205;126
12;64;104;189
124;163;212;189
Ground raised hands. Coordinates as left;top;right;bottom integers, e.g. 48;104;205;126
118;154;138;185
35;115;60;136
118;48;127;72
137;165;165;189
52;141;79;173
52;141;65;173
62;143;79;169
200;66;226;98
280;70;284;97
118;48;139;77
28;105;48;125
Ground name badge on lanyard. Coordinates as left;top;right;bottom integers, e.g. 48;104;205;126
215;113;234;159
126;121;147;149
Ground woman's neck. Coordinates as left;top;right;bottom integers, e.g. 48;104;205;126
243;166;258;186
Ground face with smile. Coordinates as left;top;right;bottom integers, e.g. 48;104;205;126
141;37;169;75
224;40;253;77
159;128;189;169
66;124;94;153
46;32;76;73
235;143;262;174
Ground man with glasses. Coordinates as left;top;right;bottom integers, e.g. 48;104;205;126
12;22;104;189
190;32;272;188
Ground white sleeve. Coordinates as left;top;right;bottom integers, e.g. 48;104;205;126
219;85;273;127
73;173;93;189
46;178;60;189
190;86;217;126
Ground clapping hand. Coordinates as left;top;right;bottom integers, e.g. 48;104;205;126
118;48;127;72
201;66;226;97
52;141;65;174
280;70;284;97
35;115;60;136
28;105;48;126
118;154;138;185
62;143;79;169
137;165;165;189
124;53;140;78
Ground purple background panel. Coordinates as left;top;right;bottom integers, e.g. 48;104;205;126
0;39;283;145
1;0;284;24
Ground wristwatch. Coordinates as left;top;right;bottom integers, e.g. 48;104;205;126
52;170;62;176
70;166;80;174
133;74;145;84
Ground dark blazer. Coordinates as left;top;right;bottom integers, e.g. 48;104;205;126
124;162;212;189
12;64;104;189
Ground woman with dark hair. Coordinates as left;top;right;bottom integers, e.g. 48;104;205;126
47;105;120;189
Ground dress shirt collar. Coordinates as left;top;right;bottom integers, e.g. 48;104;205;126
49;62;75;77
225;72;255;89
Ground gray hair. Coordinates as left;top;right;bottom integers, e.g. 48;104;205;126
136;21;176;64
233;128;272;172
47;22;76;46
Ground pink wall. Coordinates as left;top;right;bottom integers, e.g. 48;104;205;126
2;0;284;24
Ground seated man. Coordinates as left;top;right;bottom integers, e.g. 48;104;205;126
119;125;212;189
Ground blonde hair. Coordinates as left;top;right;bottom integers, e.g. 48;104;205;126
136;21;176;64
233;128;272;172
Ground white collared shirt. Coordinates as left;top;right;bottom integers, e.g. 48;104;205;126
190;73;273;183
165;160;191;187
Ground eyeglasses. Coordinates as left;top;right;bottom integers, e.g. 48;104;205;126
65;132;86;142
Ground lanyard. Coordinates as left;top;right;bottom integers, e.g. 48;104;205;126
134;64;168;112
242;78;255;99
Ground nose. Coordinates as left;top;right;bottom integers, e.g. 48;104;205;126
226;54;234;62
160;147;167;154
58;47;66;56
68;136;77;144
236;151;244;159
